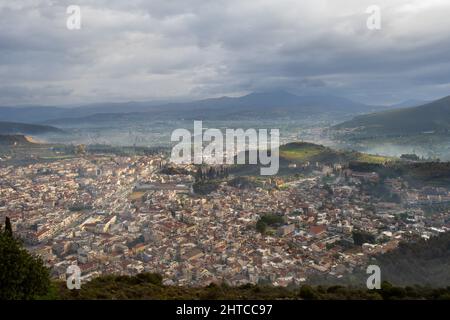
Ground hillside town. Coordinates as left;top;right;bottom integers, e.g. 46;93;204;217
1;153;450;287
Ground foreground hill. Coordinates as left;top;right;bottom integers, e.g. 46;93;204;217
0;135;75;165
229;141;393;176
279;142;391;164
0;121;63;135
56;233;450;300
56;273;450;300
334;95;450;135
0;134;37;146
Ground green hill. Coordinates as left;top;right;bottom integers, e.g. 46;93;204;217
334;95;450;135
280;142;391;164
229;141;393;176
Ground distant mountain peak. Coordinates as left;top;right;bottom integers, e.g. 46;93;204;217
248;89;296;95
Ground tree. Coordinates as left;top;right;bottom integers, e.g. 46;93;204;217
256;220;267;234
74;144;86;155
299;285;319;300
352;230;376;246
4;216;12;236
0;218;51;300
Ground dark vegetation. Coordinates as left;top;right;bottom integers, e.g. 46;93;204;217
0;134;36;146
369;232;450;287
84;144;167;156
0;217;53;300
312;232;450;288
352;230;376;246
192;165;229;195
349;161;450;187
57;276;450;300
193;180;221;195
358;179;402;203
1;216;450;299
160;165;190;175
195;165;229;181
69;204;93;212
400;154;421;161
227;176;264;189
256;214;285;234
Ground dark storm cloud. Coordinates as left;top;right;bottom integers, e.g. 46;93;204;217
0;0;450;105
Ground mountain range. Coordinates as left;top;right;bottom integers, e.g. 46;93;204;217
0;91;389;125
3;91;448;139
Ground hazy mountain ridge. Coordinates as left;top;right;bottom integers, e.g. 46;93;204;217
49;91;385;124
0;91;389;125
0;101;166;123
389;99;430;109
334;95;450;135
0;121;64;135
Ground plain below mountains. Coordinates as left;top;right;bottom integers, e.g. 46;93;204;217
334;95;450;136
0;91;391;125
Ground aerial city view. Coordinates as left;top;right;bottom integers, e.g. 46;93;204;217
1;0;450;307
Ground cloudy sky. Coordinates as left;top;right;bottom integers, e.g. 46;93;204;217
1;0;450;106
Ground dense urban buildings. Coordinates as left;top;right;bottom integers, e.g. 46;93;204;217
1;153;449;287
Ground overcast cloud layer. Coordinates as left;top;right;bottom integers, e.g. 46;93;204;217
1;0;450;105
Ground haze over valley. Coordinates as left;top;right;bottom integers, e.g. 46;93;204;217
3;91;450;160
